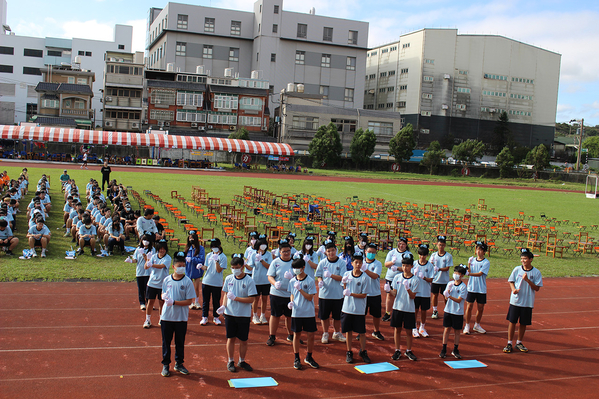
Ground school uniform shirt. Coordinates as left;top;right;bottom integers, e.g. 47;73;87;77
467;257;491;294
288;275;317;318
136;217;157;237
508;266;543;308
364;259;383;297
391;274;419;313
249;250;273;285
271;247;298;259
202;252;228;287
267;257;294;297
133;247;155;277
431;251;453;285
63;203;72;214
103;217;113;229
78;225;97;241
0;226;13;239
314;257;345;300
160;274;196;322
443;281;468;315
341;271;370;315
108;223;123;237
185;246;205;279
147;254;172;289
384;249;412;281
298;251;319;280
243;246;255;260
222;274;258;317
28;224;50;237
316;245;338;262
412;260;434;298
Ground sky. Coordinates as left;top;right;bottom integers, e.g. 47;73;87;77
5;0;599;126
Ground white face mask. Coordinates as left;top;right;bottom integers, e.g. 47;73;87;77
142;240;149;246
250;239;256;245
453;273;460;281
211;247;219;253
293;268;302;275
260;244;267;251
305;245;312;250
232;268;243;276
176;267;186;275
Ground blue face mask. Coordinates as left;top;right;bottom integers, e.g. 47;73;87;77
366;253;376;260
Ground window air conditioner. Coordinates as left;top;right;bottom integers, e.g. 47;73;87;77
191;122;198;128
164;122;170;127
229;125;236;131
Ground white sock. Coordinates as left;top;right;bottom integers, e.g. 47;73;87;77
516;340;522;344
66;228;70;233
145;315;151;322
41;249;46;254
253;313;258;318
239;357;245;362
433;306;437;311
420;323;425;329
508;340;513;344
228;358;234;363
261;313;265;318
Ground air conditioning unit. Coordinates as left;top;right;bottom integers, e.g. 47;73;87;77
208;125;214;129
261;126;268;132
164;122;170;127
105;96;112;102
442;104;449;110
198;126;206;131
444;74;451;79
489;108;496;113
229;125;236;131
131;122;139;128
105;121;112;127
191;122;198;128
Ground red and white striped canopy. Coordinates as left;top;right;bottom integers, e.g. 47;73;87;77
0;125;294;156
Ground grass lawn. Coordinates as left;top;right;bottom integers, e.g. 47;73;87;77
1;163;597;282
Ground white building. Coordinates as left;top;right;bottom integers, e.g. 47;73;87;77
146;0;368;110
364;29;561;148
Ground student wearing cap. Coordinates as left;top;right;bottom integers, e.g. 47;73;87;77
159;251;196;377
341;236;356;271
0;219;18;256
248;234;272;325
297;236;318;279
439;265;468;359
360;243;384;340
266;239;294;346
184;230;205;310
143;239;171;328
200;238;228;325
382;237;412;322
219;254;258;372
387;254;419;361
129;232;155;310
412;244;434;338
503;248;543;353
463;241;491;334
27;216;51;258
315;239;347;344
430;235;453;319
341;252;371;364
287;258;319;370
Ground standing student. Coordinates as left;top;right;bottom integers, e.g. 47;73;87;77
100;160;111;191
298;236;318;280
341;252;371;364
219;254;257;372
143;239;171;328
412;244;434;338
439;265;468;359
354;232;369;253
387;254;419;361
200;238;227;325
382;237;412;321
504;248;543;353
341;236;355;271
266;240;294;346
430;236;453;319
81;149;88;169
159;252;196;377
248;234;272;325
464;241;490;334
184;231;204;310
243;231;259;276
129;233;155;310
287;258;319;370
362;243;384;340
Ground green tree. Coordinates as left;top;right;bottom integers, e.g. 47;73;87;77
308;122;343;168
420;140;446;175
350;128;377;169
525;144;550;172
389;123;416;163
492;111;512;153
495;146;515;178
452;139;486;164
228;127;249;140
583;136;599;158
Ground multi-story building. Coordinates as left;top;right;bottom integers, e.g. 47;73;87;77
103;51;145;132
145;0;368;110
32;65;95;128
364;29;561;148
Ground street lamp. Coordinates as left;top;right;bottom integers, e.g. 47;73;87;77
569;118;584;171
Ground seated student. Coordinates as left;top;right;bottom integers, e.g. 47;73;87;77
70;208;86;243
77;215;97;256
63;196;74;229
107;215;126;255
0;219;19;255
60;170;70;189
27;216;51;258
439;265;468;359
1;204;16;231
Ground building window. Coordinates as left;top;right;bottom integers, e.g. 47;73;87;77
377;104;385;109
295;51;305;65
380;72;387;77
368;121;393;136
484;73;508;81
297;23;307;38
402;43;410;48
422;93;433;99
331;118;357;133
512;77;534;84
85;51;92;57
23;48;43;57
344;88;354;102
387;103;393;108
321;54;331;68
77;78;87;85
258;23;261;33
319;86;329;99
381;48;388;54
389;70;395;76
229;48;239;61
388;87;394;92
118;44;125;50
421;111;432;116
270;53;276;62
397;101;406;108
399;85;407;90
379;88;386;93
346;57;356;71
292;116;319;130
47;50;62;57
459;70;468;75
78;50;84;56
41;99;59;108
510;93;533;100
424;76;434;81
348;30;358;44
482;90;506;97
256;52;259;61
176;92;203;106
22;67;42;75
369;74;375;79
0;46;14;55
365;104;374;109
424;59;434;64
177;14;188;29
400;68;408;74
370;51;377;57
323;27;333;41
176;42;186;56
67;77;75;83
456;104;466;111
150;90;176;105
213;95;238;110
456;87;471;93
205;17;215;32
150;109;174;121
203;45;213;59
274;5;279;13
231;21;241;35
272;24;278;33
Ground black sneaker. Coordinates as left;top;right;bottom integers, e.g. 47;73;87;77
5;250;13;256
294;358;302;370
287;334;294;342
451;349;462;359
161;365;170;377
227;361;236;372
372;331;385;341
346;351;354;363
359;350;371;364
391;350;401;361
431;310;439;319
304;356;320;369
174;363;189;374
91;249;96;256
237;361;253;371
266;335;276;346
405;351;417;361
516;343;528;353
77;248;84;255
503;343;513;353
439;349;446;358
382;313;391;322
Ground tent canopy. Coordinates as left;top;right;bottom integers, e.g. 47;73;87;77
0;125;294;156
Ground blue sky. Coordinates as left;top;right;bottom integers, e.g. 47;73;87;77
6;0;599;126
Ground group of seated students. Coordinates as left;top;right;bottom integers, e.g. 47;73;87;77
268;163;306;173
0;168;29;255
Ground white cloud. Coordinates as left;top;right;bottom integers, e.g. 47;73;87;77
127;19;147;53
61;20;113;41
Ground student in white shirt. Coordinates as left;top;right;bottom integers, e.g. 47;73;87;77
464;241;491;334
439;265;468;359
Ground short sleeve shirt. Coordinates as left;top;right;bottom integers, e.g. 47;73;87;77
267;258;293;297
160;274;196;322
467;257;491;294
384;249;412;281
202;252;228;287
147;254;171;289
249;250;273;285
315;257;345;299
341;271;370;315
288;275;317;318
413;260;434;298
78;225;97;239
223;274;257;317
363;259;383;296
443;281;468;315
28;225;50;236
0;226;13;239
508;266;543;308
431;251;453;284
391;274;419;313
133;247;155;277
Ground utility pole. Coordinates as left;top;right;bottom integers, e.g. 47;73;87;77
576;118;584;171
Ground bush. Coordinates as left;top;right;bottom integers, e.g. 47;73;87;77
389;124;416;163
450;168;461;177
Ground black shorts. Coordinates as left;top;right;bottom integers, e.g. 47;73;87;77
365;295;382;318
33;238;42;247
506;304;533;326
255;284;270;296
318;298;343;321
291;317;318;333
270;295;292;318
414;296;431;311
390;310;416;330
340;313;366;334
443;312;464;330
431;283;447;294
146;286;162;300
466;292;487;304
225;315;251;341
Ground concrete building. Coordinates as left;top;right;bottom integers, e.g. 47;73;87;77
146;0;368;110
364;29;561;149
0;0;132;125
103;51;145;132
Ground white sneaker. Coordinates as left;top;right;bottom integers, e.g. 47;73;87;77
259;315;268;324
252;315;260;325
32;249;38;258
189;304;195;309
463;324;471;334
321;332;330;344
143;320;151;329
473;324;486;334
213;317;222;325
200;317;208;325
418;326;429;338
332;332;346;342
412;328;420;338
41;249;47;258
140;304;146;310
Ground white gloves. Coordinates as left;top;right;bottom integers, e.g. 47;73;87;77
287;301;294;309
227;291;236;301
256;253;262;262
418;272;424;279
294;281;301;290
124;257;133;263
413;266;419;275
443;288;451;298
434;266;439;273
165;297;174;306
391;265;398;272
392;255;397;263
361;263;368;272
186;257;191;263
303;254;311;262
343;288;351;297
284;270;293;279
274;281;282;289
323;270;332;278
384;282;391;292
342;275;349;284
216;305;225;315
318;280;324;289
196;263;203;270
403;280;410;290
